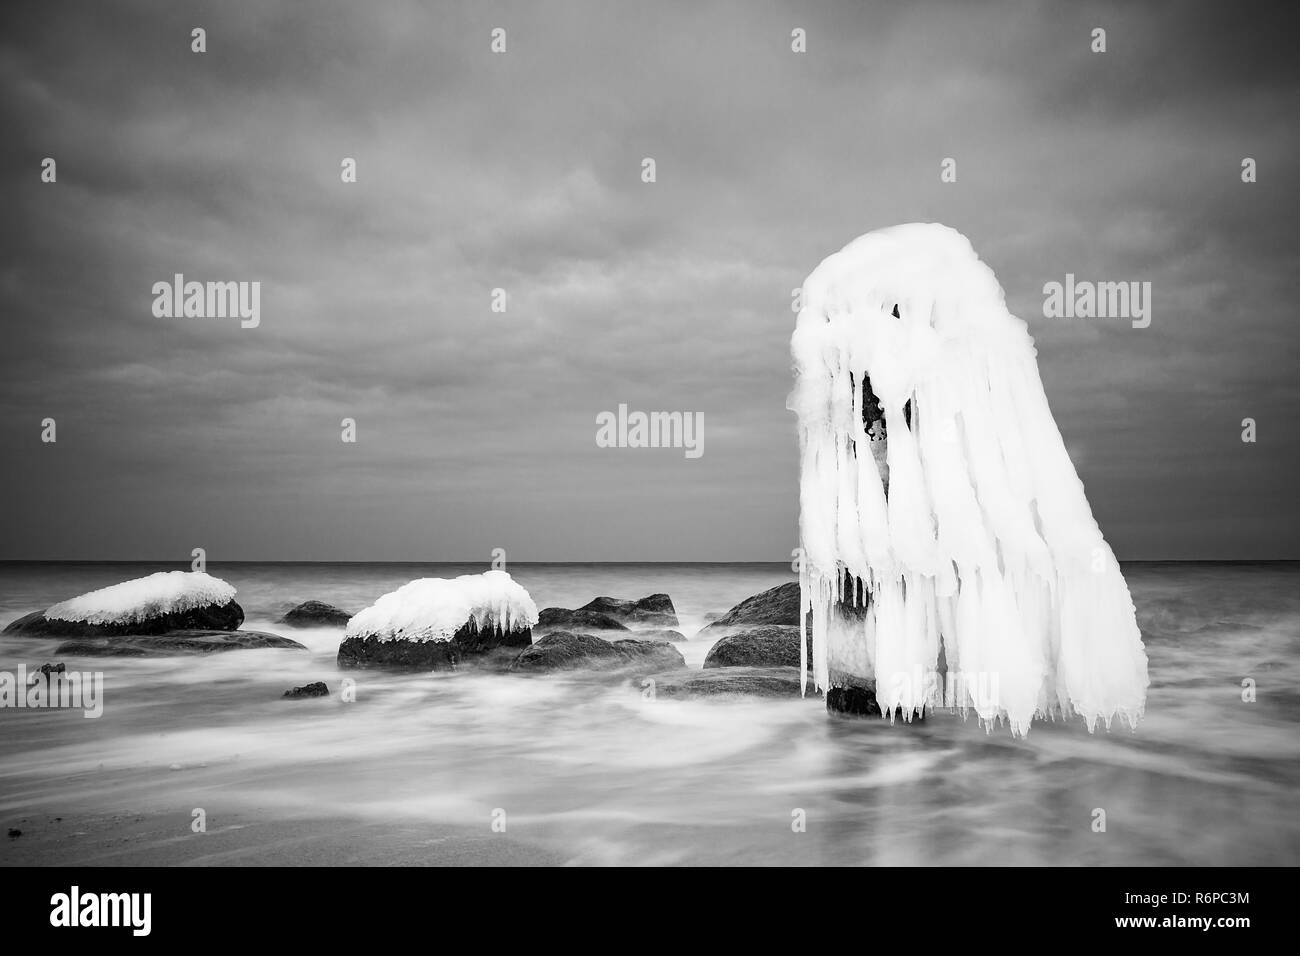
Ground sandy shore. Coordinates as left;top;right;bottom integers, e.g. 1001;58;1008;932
2;810;563;866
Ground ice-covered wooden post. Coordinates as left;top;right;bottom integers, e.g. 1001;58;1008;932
788;223;1149;735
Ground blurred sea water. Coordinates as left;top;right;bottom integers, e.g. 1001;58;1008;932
0;560;1295;866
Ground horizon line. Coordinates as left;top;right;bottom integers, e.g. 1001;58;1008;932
0;558;1296;566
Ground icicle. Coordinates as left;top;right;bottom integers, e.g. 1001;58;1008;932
798;549;810;697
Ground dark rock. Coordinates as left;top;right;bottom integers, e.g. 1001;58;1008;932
608;638;686;670
510;631;619;670
449;619;532;654
54;629;306;656
536;607;629;632
4;611;45;633
6;829;19;838
638;666;806;699
337;619;532;671
697;582;801;635
632;627;686;643
576;594;679;627
536;593;678;632
337;635;459;670
509;631;685;673
703;625;806;669
283;681;329;699
279;601;352;628
28;662;66;684
4;600;244;638
825;683;882;716
825;678;921;721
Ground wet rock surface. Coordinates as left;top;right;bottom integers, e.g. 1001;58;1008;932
576;594;678;627
638;666;805;699
337;619;532;671
5;600;245;638
535;608;629;632
54;630;306;656
510;631;685;673
703;625;805;669
280;601;352;628
696;583;801;635
537;593;678;632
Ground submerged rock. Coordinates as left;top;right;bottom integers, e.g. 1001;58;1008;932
577;594;678;627
54;629;306;656
510;631;617;670
535;608;629;632
283;681;329;699
510;631;685;673
536;593;678;632
825;683;882;716
823;676;922;721
638;666;805;699
606;638;685;669
280;601;352;628
633;627;686;643
696;582;801;635
703;625;806;669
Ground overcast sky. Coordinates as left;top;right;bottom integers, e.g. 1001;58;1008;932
1;0;1296;561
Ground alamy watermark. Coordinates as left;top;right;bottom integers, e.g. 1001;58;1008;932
1;665;104;718
50;886;150;936
596;403;703;459
151;274;260;328
1042;274;1151;328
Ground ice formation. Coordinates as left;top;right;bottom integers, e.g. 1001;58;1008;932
788;223;1148;736
45;571;237;625
345;570;539;642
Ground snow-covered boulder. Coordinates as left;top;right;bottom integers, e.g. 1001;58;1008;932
3;571;244;638
337;570;537;671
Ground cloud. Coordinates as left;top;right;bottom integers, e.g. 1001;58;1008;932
0;0;1296;559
